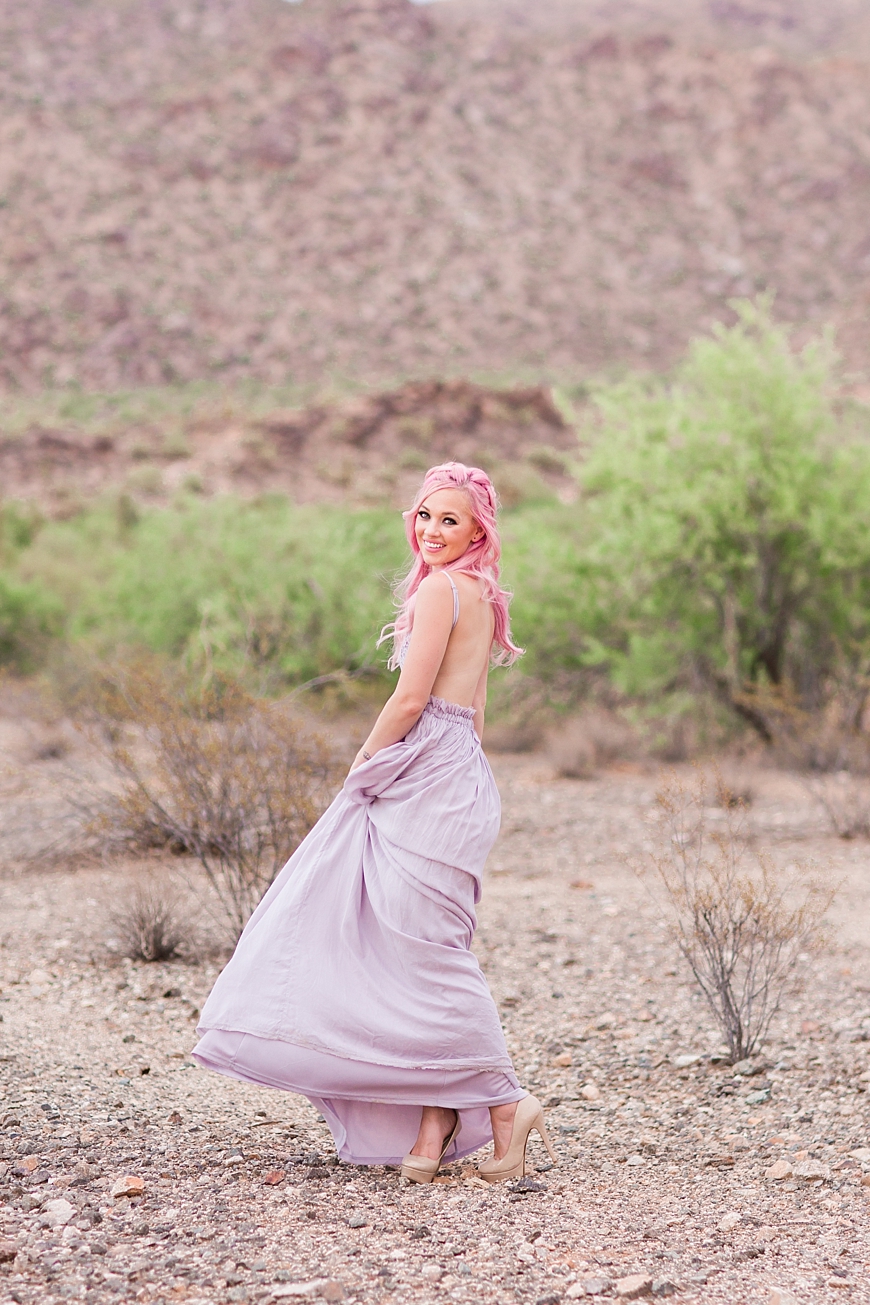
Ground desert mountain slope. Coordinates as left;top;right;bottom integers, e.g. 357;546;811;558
1;0;869;390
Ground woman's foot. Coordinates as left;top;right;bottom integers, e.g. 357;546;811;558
409;1107;458;1162
489;1101;519;1161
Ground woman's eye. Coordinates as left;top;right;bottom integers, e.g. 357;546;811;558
444;517;457;526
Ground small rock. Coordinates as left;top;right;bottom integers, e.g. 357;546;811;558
793;1160;830;1182
615;1275;653;1300
421;1265;444;1282
168;1110;183;1124
574;1281;612;1298
848;1147;870;1162
765;1159;794;1180
347;1214;367;1228
42;1198;76;1228
580;1082;601;1101
651;1282;677;1298
745;1088;772;1106
626;1154;644;1166
263;1169;285;1185
706;1154;735;1168
673;1054;701;1069
272;1280;343;1300
111;1175;145;1199
0;1240;17;1263
15;1156;39;1174
566;1285;586;1301
861;1174;870;1187
827;1278;854;1290
718;1211;742;1233
800;1019;820;1034
552;1052;573;1067
732;1058;766;1076
768;1291;799;1305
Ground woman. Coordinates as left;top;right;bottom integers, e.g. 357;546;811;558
193;462;555;1182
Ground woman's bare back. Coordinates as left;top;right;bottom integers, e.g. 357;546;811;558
430;572;494;708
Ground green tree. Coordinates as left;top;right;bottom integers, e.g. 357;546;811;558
579;301;870;735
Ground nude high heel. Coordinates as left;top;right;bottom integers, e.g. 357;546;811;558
400;1111;461;1184
477;1095;557;1183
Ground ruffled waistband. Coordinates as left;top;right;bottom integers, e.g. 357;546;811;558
424;694;476;723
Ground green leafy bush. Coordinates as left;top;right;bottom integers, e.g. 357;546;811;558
575;302;870;733
0;574;62;672
15;496;406;686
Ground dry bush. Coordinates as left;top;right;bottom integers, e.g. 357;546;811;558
804;772;870;840
735;682;870;774
645;770;835;1063
86;660;342;941
110;875;189;963
547;709;638;779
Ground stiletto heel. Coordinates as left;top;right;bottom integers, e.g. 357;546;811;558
477;1095;557;1183
400;1111;460;1184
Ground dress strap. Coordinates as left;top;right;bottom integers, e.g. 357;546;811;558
446;574;459;628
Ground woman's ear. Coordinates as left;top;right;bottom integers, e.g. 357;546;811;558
472;526;484;542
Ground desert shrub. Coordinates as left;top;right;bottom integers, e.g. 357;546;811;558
646;770;834;1062
804;772;870;840
577;301;870;735
15;496;405;687
88;660;343;939
0;574;63;672
547;708;638;778
110;875;189;962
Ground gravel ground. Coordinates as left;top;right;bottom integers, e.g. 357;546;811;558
1;756;869;1305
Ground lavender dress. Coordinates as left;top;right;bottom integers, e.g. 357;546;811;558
193;582;524;1166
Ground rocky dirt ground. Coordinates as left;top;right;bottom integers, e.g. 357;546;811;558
1;756;869;1305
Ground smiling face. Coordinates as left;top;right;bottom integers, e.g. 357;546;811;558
414;487;484;567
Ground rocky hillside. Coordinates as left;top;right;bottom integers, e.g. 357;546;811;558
2;0;869;391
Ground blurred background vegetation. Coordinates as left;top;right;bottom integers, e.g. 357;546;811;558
4;302;870;765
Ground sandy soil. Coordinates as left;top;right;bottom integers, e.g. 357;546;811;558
1;754;869;1305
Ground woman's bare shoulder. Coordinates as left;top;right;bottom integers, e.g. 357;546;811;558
418;570;454;594
415;571;456;608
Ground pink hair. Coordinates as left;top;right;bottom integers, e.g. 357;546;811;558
382;462;523;669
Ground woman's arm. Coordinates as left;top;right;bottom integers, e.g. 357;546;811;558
472;661;488;741
348;574;455;772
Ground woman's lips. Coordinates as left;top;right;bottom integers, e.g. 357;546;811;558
423;540;445;551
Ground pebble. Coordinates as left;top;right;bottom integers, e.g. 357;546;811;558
792;1160;830;1182
827;1278;855;1290
615;1274;654;1299
626;1153;645;1166
41;1198;75;1228
651;1282;677;1298
0;1240;17;1262
765;1159;793;1181
263;1169;286;1185
571;1278;613;1297
673;1054;701;1069
717;1211;742;1233
421;1264;444;1282
745;1088;772;1105
110;1174;145;1198
769;1290;800;1305
347;1214;367;1228
271;1280;344;1300
580;1083;601;1101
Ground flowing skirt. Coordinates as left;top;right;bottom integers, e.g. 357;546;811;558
192;696;524;1165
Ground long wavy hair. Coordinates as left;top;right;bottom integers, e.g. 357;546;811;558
382;462;523;669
